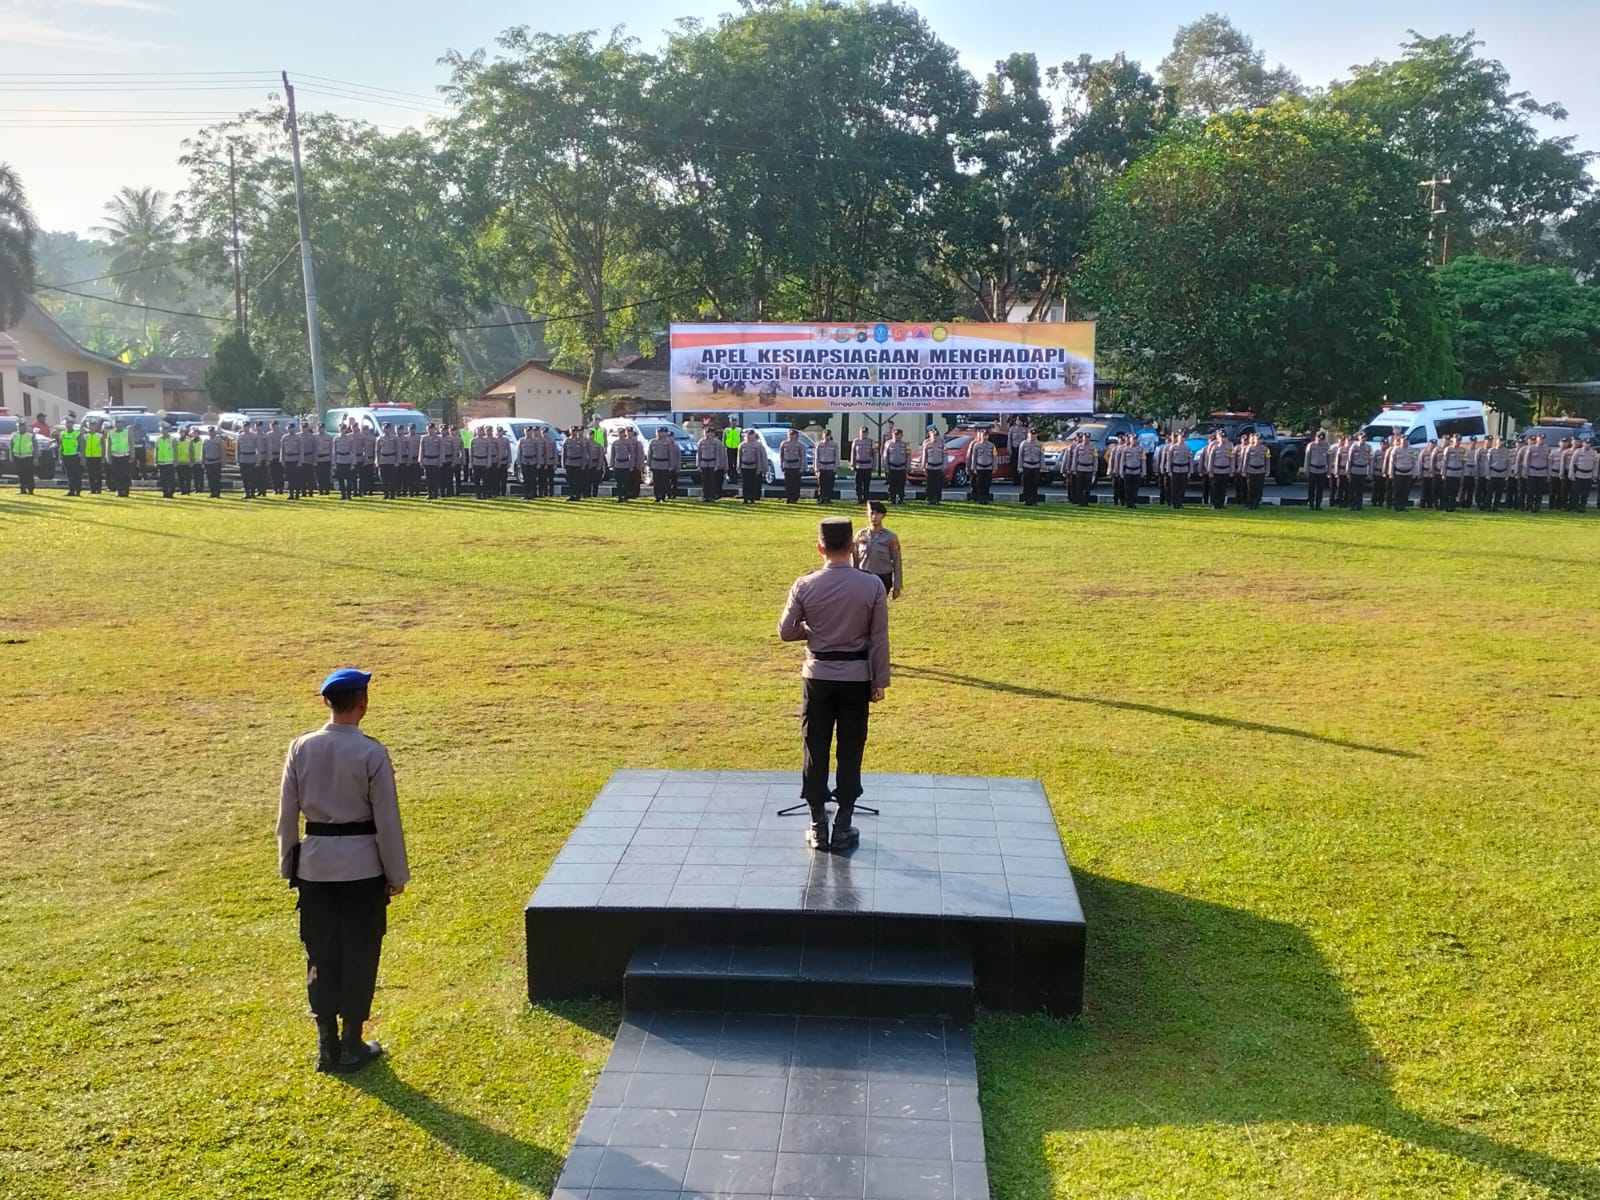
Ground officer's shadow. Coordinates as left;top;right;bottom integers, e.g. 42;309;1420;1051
986;873;1598;1198
344;1060;563;1190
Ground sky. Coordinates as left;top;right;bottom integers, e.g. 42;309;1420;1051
5;0;1599;238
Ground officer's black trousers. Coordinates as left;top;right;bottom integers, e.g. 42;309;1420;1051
699;467;717;501
1170;471;1188;509
1392;479;1412;510
206;463;222;497
110;458;131;496
158;464;176;497
1349;478;1365;510
1020;467;1040;505
1210;474;1228;507
742;468;762;503
297;876;388;1026
652;467;672;502
800;677;871;823
270;461;284;493
1122;474;1141;507
854;469;872;503
974;468;993;504
784;468;802;503
1307;473;1326;509
818;470;835;503
87;458;103;493
925;471;941;504
887;468;906;503
64;458;82;495
1575;479;1593;511
1247;475;1264;508
1075;471;1095;506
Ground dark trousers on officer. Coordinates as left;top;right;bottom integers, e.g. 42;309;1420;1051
1210;473;1228;508
1349;477;1365;510
270;460;285;493
1307;472;1326;509
64;457;83;495
973;468;992;504
699;467;718;501
1573;478;1593;511
784;468;802;503
925;470;942;504
1020;467;1040;505
87;457;103;494
1074;470;1095;505
1391;478;1411;510
206;462;222;498
817;470;835;503
1170;470;1188;509
110;457;132;496
1121;473;1140;508
742;468;762;503
158;463;176;498
297;876;388;1028
854;469;872;503
651;467;672;502
887;468;906;503
800;677;871;825
1246;474;1265;508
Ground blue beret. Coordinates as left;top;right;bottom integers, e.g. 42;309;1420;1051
319;667;372;696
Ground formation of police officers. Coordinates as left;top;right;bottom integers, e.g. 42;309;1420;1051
16;413;1600;514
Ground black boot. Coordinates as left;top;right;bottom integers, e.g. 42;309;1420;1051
335;1018;384;1073
830;803;859;851
315;1016;342;1073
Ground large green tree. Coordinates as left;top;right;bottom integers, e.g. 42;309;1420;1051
445;29;655;395
183;112;481;406
205;327;285;412
1434;255;1600;414
647;0;974;323
1083;103;1459;426
1323;32;1594;262
0;163;38;328
1158;13;1301;116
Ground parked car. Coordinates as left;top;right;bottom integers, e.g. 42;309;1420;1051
1045;413;1147;479
908;427;1014;487
322;404;429;436
597;416;698;477
1183;412;1310;484
1521;417;1594;445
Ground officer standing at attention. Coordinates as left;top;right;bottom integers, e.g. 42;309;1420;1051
648;425;679;502
9;420;37;494
58;418;83;497
1017;425;1044;505
1070;432;1097;506
882;427;909;504
724;420;742;482
1304;432;1330;510
279;420;303;501
173;425;194;494
814;428;838;503
201;425;224;498
850;426;876;503
299;421;321;497
108;418;134;497
1007;416;1028;470
1117;431;1145;508
83;419;106;495
921;426;945;505
852;500;902;599
739;427;766;504
778;518;890;851
585;427;605;498
1166;433;1192;508
695;423;723;502
780;428;806;503
969;429;996;503
276;668;408;1074
155;424;178;498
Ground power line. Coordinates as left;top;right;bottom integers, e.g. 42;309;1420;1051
33;284;230;322
42;251;213;289
292;73;448;105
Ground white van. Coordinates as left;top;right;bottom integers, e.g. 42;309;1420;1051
467;417;565;482
1359;399;1488;446
323;404;429;436
597;416;698;476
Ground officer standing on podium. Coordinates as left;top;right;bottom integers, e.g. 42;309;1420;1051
779;518;890;852
276;668;409;1074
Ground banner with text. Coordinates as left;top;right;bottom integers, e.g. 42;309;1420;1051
669;322;1095;413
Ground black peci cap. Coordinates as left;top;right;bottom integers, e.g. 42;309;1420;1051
819;517;853;550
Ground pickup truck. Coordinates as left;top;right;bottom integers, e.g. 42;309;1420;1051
1043;413;1151;480
1182;413;1309;484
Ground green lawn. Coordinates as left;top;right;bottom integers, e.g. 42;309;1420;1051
1;490;1597;1200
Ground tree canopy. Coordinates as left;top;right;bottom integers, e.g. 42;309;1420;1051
1083;103;1459;426
0;163;38;329
1159;13;1301;116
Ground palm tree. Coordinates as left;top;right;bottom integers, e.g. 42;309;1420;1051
0;162;39;328
93;186;182;307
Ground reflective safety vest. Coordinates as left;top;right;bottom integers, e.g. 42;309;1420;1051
724;426;740;449
460;427;472;450
83;431;103;457
110;429;131;455
155;436;177;464
10;431;34;457
175;439;193;464
59;430;80;456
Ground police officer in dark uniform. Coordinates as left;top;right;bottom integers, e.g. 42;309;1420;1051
778;518;890;851
276;668;409;1073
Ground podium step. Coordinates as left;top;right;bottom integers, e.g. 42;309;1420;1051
624;942;974;1019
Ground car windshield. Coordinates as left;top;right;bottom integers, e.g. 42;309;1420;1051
944;435;972;449
637;421;690;439
0;418;17;434
378;412;428;433
1361;424;1399;440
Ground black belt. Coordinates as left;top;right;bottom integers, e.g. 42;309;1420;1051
813;650;869;661
305;820;377;836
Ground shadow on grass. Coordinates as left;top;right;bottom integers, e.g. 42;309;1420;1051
345;1059;563;1190
894;663;1418;758
981;874;1597;1199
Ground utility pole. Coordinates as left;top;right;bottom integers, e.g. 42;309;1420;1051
1419;174;1452;266
227;143;244;333
282;71;328;418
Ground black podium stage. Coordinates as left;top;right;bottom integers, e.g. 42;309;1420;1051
526;770;1085;1017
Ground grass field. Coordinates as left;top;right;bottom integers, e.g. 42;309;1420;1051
2;489;1598;1200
